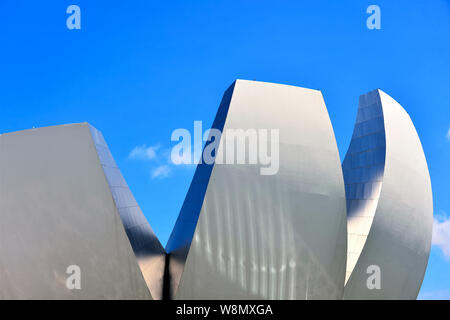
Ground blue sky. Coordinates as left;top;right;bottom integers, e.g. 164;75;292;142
0;0;449;299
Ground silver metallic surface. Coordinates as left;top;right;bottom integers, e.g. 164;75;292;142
89;126;165;300
342;90;386;283
343;90;433;299
0;123;155;299
0;85;432;300
166;80;348;299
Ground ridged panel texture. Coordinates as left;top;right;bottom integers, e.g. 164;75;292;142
166;80;347;299
343;90;433;299
89;125;165;299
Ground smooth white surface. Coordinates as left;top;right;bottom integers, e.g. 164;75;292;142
173;80;348;299
0;123;152;299
344;90;433;299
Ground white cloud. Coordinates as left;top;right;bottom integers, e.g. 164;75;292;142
432;215;450;259
128;144;159;161
128;143;196;181
446;127;450;141
151;165;171;179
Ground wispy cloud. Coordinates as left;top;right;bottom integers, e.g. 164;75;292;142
128;144;172;180
128;144;159;160
128;142;196;181
432;213;450;259
446;127;450;141
151;165;171;179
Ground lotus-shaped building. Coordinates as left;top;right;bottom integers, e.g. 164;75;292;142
0;80;432;299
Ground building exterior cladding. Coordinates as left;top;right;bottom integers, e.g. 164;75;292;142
343;90;433;299
166;80;348;299
89;125;165;299
0;81;433;300
0;123;157;299
342;90;387;283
